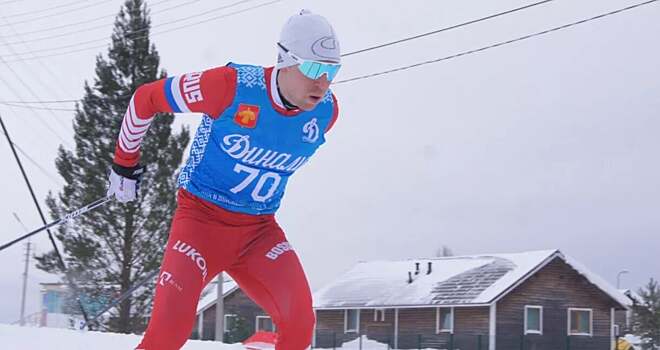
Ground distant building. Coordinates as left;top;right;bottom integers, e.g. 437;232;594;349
312;249;629;350
193;276;274;342
38;283;84;329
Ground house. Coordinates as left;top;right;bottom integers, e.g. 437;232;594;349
37;282;107;329
312;249;629;350
193;275;274;342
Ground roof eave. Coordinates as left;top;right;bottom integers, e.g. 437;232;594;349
313;303;493;310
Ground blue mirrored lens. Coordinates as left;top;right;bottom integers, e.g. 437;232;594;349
299;61;341;81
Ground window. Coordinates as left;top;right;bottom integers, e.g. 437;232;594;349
256;315;275;332
524;306;543;335
436;307;454;333
613;324;620;337
345;309;360;333
224;314;237;333
568;308;593;336
374;309;385;322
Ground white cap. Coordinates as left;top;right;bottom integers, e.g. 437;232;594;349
277;9;340;68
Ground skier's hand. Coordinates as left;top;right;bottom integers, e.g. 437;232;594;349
107;163;146;203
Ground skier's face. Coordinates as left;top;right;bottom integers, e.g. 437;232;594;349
279;65;331;111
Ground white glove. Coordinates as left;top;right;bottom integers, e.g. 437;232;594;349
107;164;145;203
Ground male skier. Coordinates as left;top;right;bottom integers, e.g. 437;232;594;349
106;10;341;350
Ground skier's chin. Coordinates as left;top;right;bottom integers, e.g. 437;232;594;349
299;96;321;111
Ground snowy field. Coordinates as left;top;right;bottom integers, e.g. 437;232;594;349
0;324;245;350
0;324;436;350
0;324;645;350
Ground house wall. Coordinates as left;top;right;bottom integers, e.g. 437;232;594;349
315;309;354;348
314;307;490;349
359;309;395;344
497;257;619;350
192;289;268;342
398;307;490;349
454;307;490;336
224;289;268;334
614;309;630;335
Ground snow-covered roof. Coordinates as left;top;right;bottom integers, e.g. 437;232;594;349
196;277;239;314
313;249;629;309
618;289;643;306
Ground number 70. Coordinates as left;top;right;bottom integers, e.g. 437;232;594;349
229;163;282;202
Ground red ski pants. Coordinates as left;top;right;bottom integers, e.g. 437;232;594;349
136;190;315;350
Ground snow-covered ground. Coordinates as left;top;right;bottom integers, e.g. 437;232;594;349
0;325;399;350
3;324;646;350
338;335;436;350
0;324;245;350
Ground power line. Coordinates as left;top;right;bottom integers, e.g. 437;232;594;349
342;0;555;57
0;0;200;45
0;0;116;27
0;102;77;111
0;0;281;114
0;94;71;148
0;28;74;143
334;0;659;85
0;99;79;104
0;63;73;146
5;0;106;19
0;0;177;38
0;0;558;108
1;0;264;57
0;15;77;130
2;0;282;63
12;141;65;187
4;0;656;105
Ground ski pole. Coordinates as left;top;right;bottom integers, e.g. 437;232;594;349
80;269;160;330
0;195;114;252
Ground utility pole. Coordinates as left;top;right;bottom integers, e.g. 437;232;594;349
14;213;31;326
617;269;630;289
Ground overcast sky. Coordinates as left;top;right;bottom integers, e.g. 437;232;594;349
0;0;658;324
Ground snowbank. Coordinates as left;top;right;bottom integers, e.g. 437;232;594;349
0;324;244;350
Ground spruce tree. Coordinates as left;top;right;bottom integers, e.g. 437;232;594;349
633;278;660;348
35;0;189;333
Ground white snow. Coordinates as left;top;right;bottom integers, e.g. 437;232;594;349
313;250;557;307
468;250;558;303
562;253;631;307
339;335;440;350
0;324;245;350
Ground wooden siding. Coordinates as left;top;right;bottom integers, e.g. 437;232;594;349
200;304;217;340
315;309;356;348
224;288;268;333
497;257;618;350
614;309;630;335
192;289;268;342
455;307;490;336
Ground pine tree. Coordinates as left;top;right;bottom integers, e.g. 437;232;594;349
35;0;189;333
633;278;660;348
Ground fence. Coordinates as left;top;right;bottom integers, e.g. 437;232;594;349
313;330;619;350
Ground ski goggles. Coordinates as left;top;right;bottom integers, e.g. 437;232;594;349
277;43;341;81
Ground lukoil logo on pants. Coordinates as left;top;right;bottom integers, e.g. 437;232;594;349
172;240;208;281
